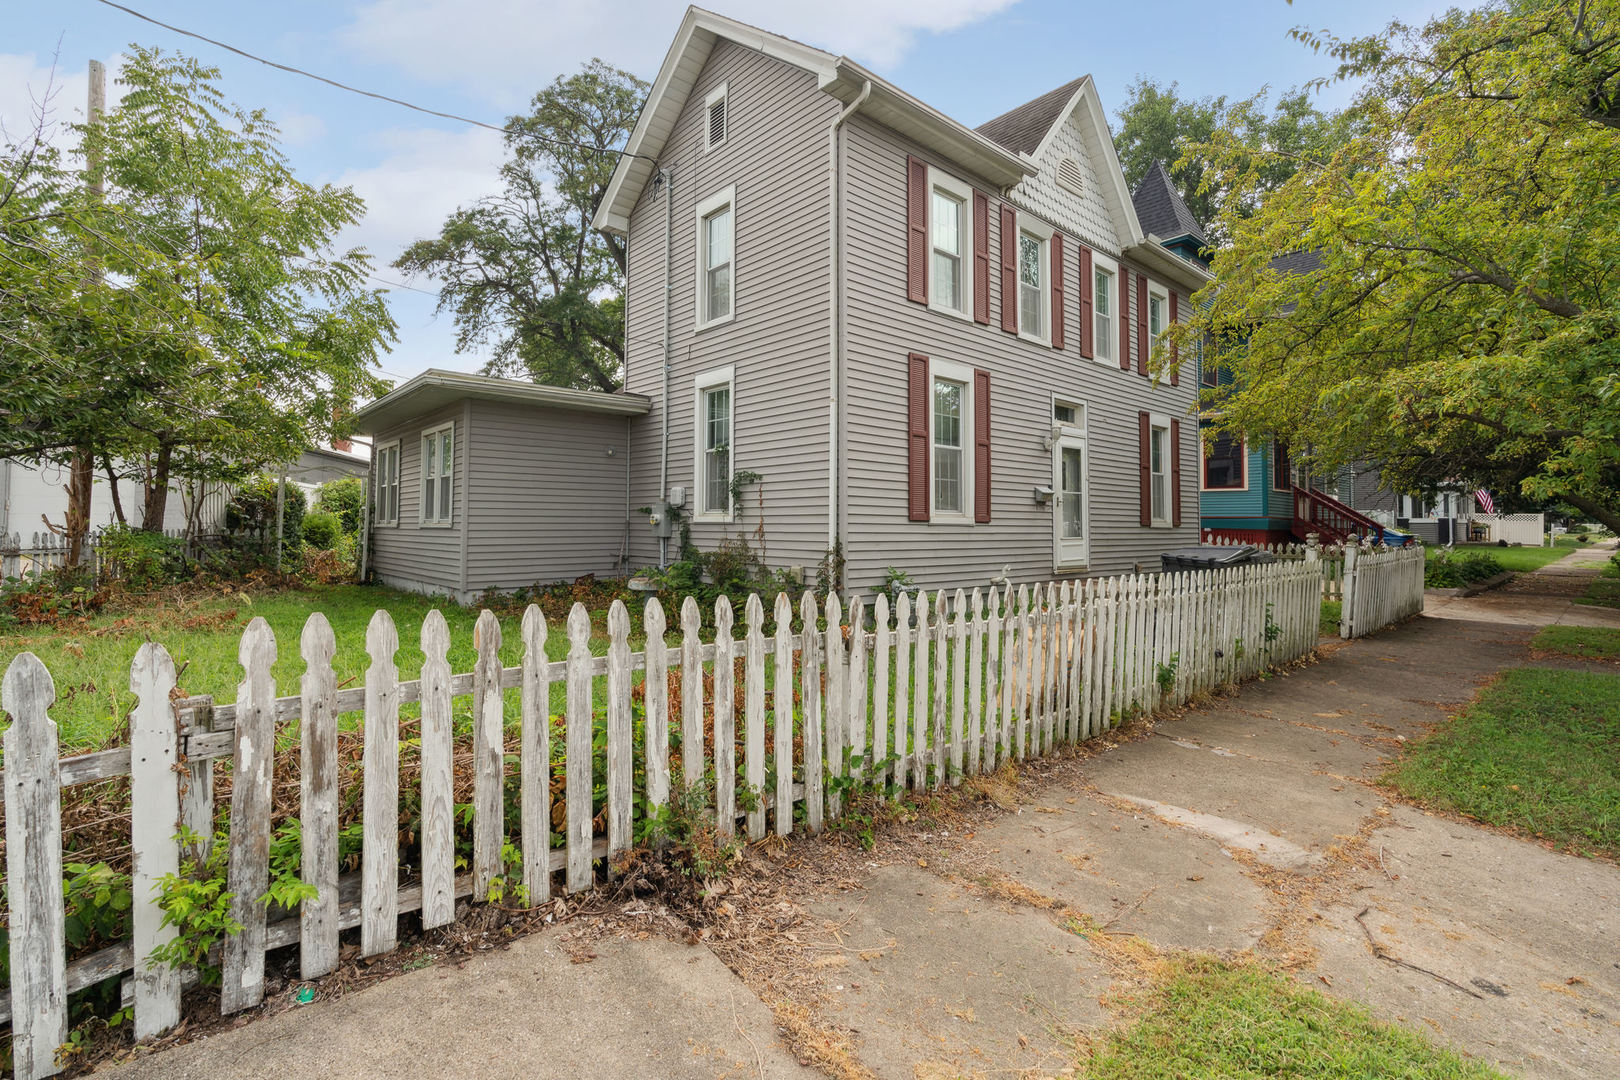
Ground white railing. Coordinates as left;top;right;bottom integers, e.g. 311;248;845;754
0;562;1329;1077
1340;542;1426;639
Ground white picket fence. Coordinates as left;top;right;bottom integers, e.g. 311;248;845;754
0;529;210;581
0;560;1344;1077
1195;533;1348;602
1339;543;1426;639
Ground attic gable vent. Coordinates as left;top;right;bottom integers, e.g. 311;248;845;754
1056;155;1085;197
705;83;728;151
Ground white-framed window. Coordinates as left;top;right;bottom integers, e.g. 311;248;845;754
420;423;454;526
704;81;728;151
929;357;975;518
1016;215;1053;344
1147;281;1169;359
1053;397;1088;568
693;365;734;521
374;441;400;526
1149;418;1171;525
1091;249;1118;363
695;186;735;329
927;168;974;319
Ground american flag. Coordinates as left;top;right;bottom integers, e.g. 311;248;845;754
1475;488;1496;514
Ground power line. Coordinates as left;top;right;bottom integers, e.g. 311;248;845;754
89;0;658;165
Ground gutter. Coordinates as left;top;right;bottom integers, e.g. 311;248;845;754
827;80;871;552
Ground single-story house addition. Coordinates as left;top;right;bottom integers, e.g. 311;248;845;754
356;6;1215;600
352;370;650;604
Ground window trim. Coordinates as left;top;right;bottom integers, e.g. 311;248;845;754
1146;280;1169;363
703;81;729;152
692;364;736;523
1201;429;1249;492
694;185;736;330
1148;412;1172;527
1089;249;1119;366
925;167;974;322
419;422;455;528
374;439;400;527
1015;213;1054;346
928;356;975;521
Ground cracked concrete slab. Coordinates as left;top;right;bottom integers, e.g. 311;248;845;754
802;864;1108;1080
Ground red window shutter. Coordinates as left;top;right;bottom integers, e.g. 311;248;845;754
972;191;990;324
906;156;928;304
1168;290;1180;386
1170;419;1183;527
1138;411;1151;527
1118;267;1131;370
1077;244;1094;359
974;368;992;523
908;353;930;521
1049;233;1065;351
1136;273;1149;376
999;205;1018;334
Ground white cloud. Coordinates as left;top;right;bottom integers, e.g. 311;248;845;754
0;52;125;155
338;0;1018;105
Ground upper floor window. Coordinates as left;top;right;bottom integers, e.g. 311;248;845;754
1015;214;1054;344
927;168;974;319
694;365;734;520
421;424;454;526
1203;430;1246;490
1200;339;1218;387
374;441;399;526
1092;250;1118;362
1147;283;1168;357
696;186;735;328
704;82;728;151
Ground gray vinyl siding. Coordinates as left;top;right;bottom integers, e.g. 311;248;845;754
462;400;630;589
839;114;1201;592
370;402;467;597
622;39;836;572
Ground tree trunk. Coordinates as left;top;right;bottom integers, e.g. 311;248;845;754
1560;493;1620;537
141;443;174;532
102;455;126;527
64;446;94;567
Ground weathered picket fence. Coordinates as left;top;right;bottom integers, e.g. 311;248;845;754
0;561;1329;1078
1339;542;1426;639
1197;533;1348;602
0;529;213;582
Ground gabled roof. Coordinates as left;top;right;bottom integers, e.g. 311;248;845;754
592;6;1031;235
1131;160;1207;248
975;76;1087;155
1268;249;1322;275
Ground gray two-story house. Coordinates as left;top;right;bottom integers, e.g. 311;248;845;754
354;7;1211;600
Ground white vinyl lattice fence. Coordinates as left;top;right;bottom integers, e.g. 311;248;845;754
0;560;1341;1077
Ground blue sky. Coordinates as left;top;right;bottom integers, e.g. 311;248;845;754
5;0;1466;385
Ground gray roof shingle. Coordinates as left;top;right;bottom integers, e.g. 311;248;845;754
1267;249;1322;274
1130;160;1207;246
975;77;1088;155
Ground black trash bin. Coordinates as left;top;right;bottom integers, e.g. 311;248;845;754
1159;545;1277;573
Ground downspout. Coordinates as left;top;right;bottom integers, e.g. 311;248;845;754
0;458;10;537
658;166;675;567
827;80;871;554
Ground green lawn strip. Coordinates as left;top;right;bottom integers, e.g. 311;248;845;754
1382;667;1620;859
1425;543;1577;573
1532;625;1620;662
1078;953;1504;1079
1320;599;1341;637
1577;563;1620;609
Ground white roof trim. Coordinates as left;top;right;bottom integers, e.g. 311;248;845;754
1027;77;1144;248
353;369;652;433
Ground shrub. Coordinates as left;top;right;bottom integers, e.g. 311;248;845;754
302;510;342;551
0;566;105;626
1425;549;1504;588
226;475;306;562
96;523;187;588
314;477;364;534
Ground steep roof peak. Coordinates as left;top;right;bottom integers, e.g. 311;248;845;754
975;76;1090;155
1131;159;1208;248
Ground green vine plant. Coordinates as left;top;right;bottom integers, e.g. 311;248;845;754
1263;602;1283;648
1156;653;1181;696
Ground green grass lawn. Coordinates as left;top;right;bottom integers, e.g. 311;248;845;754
1577;558;1620;609
1320;599;1341;637
1076;954;1504;1079
1425;542;1581;573
1382;667;1620;859
1532;625;1620;662
0;584;629;753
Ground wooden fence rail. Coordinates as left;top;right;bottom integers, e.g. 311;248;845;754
0;559;1343;1077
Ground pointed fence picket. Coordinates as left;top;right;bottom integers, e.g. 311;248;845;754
0;554;1419;1055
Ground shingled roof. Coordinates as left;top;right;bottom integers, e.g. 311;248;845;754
1130;160;1207;246
975;76;1088;155
1268;249;1322;274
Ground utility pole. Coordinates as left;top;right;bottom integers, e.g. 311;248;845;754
65;60;106;568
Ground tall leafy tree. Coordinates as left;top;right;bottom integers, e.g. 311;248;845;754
1;47;395;550
395;60;646;393
1178;0;1620;533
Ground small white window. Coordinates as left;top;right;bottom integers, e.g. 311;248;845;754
1016;214;1054;344
926;168;974;319
693;365;735;520
928;357;975;518
1150;421;1170;525
695;186;735;328
1147;282;1169;358
420;424;453;526
374;441;400;526
704;82;728;151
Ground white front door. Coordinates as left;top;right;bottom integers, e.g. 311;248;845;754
1053;432;1088;570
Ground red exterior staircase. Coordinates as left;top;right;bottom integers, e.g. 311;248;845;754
1290;484;1396;544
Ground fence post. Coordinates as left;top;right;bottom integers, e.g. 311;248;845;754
606;600;632;871
1340;542;1360;639
362;611;400;957
743;594;766;839
565;603;594;892
420;610;457;927
130;643;182;1040
681;596;704;789
800;591;825;833
221;619;275;1015
714;596;737;837
644;598;669;812
518;604;550;905
471;609;503;897
300;614;341;977
772;593;795;834
4;653;67;1079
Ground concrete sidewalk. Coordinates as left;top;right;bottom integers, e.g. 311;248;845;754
1426;539;1620;628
